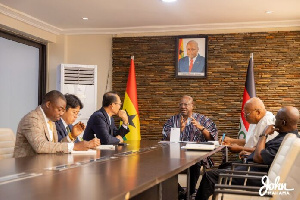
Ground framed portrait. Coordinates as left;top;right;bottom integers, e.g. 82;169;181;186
175;35;208;78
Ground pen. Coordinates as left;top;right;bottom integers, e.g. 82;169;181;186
221;133;225;145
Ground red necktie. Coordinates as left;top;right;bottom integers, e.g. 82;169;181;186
189;58;193;72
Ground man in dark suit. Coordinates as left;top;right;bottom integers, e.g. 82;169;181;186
83;91;129;145
55;94;84;142
179;40;205;73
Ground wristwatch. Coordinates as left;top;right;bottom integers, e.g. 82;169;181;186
259;133;268;138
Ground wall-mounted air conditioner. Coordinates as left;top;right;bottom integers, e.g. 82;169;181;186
57;64;97;125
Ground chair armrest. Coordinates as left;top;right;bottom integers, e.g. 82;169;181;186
222;170;267;176
215;184;261;191
219;173;263;180
214;182;272;198
231;162;269;171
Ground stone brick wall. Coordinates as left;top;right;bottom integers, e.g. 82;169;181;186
112;31;300;142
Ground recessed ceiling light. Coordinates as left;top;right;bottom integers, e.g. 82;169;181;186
162;0;177;2
82;17;89;20
265;11;274;14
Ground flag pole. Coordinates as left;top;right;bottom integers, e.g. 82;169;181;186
250;53;253;59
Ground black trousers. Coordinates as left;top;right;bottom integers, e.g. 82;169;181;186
195;165;264;200
179;162;201;195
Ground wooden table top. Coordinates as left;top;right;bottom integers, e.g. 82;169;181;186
0;140;224;200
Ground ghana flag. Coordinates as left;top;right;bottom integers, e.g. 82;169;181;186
238;53;256;140
178;38;184;60
122;56;141;140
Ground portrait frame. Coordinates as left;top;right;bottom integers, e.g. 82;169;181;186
175;35;208;78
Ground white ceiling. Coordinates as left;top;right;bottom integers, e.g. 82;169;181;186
0;0;300;35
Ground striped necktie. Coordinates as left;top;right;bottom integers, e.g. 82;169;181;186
66;126;71;134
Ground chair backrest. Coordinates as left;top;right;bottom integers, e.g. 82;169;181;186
0;128;15;159
278;153;300;200
267;133;298;183
268;134;300;200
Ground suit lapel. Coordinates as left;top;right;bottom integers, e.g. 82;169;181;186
58;119;68;135
100;108;113;135
36;107;51;142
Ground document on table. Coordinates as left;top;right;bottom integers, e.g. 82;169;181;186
182;143;215;150
71;149;97;154
96;145;115;150
170;128;180;142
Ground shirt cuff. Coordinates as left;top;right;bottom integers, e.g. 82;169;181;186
67;143;74;152
122;124;128;129
67;135;72;143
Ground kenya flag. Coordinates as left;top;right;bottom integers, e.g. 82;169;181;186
122;56;141;140
238;54;256;140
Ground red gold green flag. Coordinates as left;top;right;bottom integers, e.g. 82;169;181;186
122;56;141;140
178;38;184;60
238;53;256;140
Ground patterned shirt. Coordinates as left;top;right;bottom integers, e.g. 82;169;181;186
162;113;218;168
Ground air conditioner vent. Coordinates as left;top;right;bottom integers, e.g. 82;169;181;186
64;67;94;85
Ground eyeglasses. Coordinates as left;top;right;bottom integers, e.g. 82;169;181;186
179;103;192;107
114;102;122;107
72;111;81;117
243;109;259;117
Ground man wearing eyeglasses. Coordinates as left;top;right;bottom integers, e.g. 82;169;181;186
14;90;100;158
162;95;218;197
83;91;129;145
220;97;277;156
55;94;85;142
195;106;299;200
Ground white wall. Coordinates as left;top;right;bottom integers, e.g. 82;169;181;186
47;34;113;109
0;37;39;133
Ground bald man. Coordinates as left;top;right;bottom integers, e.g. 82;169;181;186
178;40;205;73
195;106;300;200
221;97;277;154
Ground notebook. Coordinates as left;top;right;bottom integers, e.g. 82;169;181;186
182;143;215;150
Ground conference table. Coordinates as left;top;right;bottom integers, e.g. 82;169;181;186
0;141;225;200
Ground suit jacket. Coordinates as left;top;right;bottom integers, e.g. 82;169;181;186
55;119;73;142
178;54;205;73
83;107;129;145
13;107;69;158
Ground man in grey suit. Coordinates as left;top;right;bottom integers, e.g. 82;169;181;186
13;90;100;158
179;40;205;73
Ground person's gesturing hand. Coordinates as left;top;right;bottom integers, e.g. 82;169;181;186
118;110;128;125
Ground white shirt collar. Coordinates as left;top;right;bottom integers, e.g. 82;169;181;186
39;106;54;141
61;118;68;129
39;106;51;124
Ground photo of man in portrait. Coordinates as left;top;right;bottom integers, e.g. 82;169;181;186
178;40;205;73
176;36;207;78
